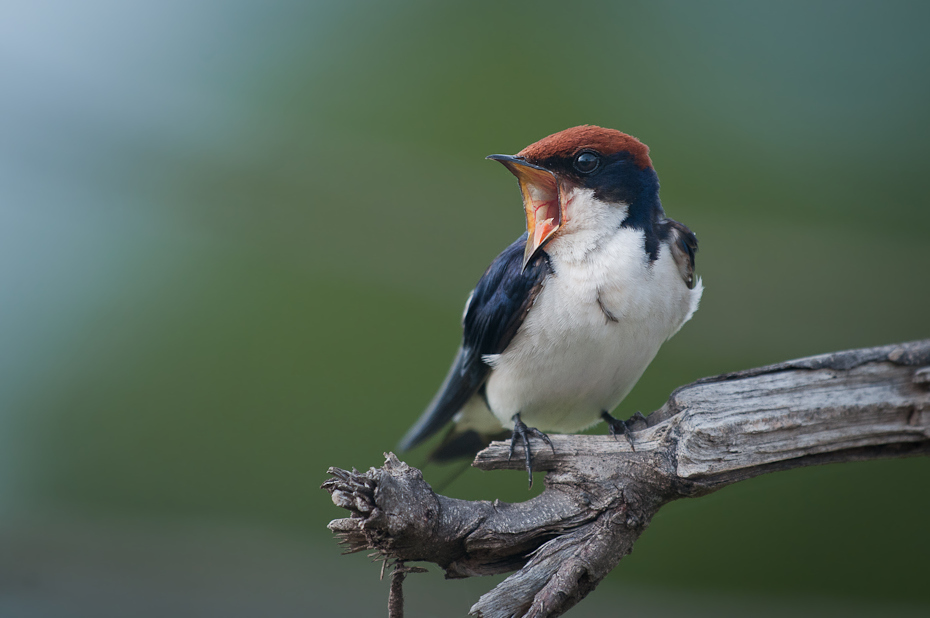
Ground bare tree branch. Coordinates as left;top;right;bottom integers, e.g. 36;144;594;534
323;339;930;618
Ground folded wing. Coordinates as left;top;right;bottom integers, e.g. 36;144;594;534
397;233;552;452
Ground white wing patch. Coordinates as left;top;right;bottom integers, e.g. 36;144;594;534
462;290;474;324
482;353;502;368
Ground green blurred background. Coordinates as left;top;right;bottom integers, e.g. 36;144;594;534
1;1;928;616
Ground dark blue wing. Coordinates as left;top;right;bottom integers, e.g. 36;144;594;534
397;233;551;451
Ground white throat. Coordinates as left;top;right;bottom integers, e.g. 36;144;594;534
547;187;630;264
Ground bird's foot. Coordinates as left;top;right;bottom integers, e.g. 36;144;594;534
602;410;646;451
508;413;554;488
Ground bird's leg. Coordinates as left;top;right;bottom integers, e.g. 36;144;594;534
602;410;646;451
508;413;554;488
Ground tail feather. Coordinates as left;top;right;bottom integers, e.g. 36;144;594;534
429;428;509;462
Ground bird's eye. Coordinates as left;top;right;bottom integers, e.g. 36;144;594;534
573;151;600;174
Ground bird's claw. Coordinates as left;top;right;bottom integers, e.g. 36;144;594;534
602;410;645;451
508;413;554;488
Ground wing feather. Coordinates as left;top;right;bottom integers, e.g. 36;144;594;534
664;219;698;289
397;233;551;451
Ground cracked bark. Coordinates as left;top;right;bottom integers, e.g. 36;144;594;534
323;339;930;618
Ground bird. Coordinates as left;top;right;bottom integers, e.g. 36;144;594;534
398;125;702;486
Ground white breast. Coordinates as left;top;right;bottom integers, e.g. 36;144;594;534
484;189;702;432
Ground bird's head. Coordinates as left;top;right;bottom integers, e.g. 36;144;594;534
488;125;661;269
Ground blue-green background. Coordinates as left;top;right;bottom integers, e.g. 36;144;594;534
1;1;928;616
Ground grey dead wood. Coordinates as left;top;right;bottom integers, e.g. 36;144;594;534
322;339;930;618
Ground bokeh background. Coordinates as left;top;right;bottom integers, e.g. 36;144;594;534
2;1;928;616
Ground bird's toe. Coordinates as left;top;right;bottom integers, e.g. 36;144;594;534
602;410;638;451
510;414;553;488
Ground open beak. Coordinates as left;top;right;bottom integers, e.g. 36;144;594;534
487;154;562;270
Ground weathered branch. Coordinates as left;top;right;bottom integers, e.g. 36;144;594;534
323;340;930;618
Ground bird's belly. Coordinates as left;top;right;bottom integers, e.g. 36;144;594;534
484;245;694;433
486;315;661;432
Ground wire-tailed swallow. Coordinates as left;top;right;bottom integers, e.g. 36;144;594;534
399;125;703;485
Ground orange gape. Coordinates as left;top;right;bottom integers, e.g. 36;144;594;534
516;164;561;266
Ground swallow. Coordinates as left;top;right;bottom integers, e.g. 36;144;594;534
398;125;703;486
